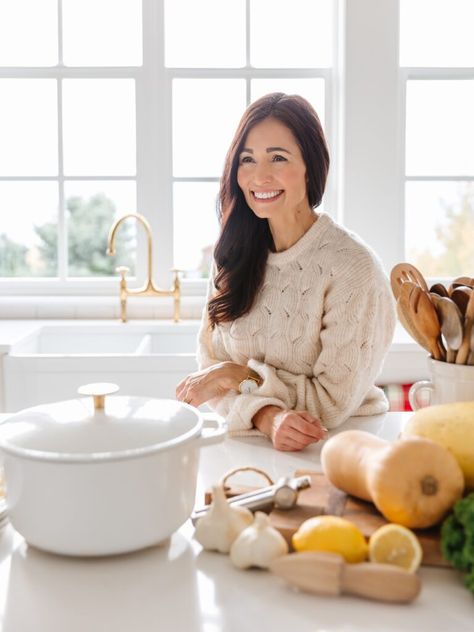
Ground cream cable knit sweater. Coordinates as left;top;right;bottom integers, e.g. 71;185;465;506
197;212;396;436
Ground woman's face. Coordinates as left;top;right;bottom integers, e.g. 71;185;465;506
236;117;311;221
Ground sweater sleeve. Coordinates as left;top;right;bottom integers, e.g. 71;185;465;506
247;263;396;429
196;275;288;437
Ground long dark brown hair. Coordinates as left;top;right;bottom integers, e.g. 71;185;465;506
208;93;330;327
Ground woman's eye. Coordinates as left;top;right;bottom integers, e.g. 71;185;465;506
240;156;254;164
272;154;287;162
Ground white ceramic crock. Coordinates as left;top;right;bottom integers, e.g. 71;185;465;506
0;383;226;557
409;357;474;410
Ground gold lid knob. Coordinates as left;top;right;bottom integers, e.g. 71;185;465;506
77;383;119;411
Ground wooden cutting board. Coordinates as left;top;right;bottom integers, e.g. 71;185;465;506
210;469;451;568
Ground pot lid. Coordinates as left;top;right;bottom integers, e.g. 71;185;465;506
0;383;202;462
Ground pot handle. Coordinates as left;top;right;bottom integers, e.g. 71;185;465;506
196;412;227;446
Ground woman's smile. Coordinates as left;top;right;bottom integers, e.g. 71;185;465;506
251;189;284;202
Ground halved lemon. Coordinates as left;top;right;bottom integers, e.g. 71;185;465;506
368;523;423;573
292;515;368;563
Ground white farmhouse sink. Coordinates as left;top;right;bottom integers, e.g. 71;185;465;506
4;322;200;411
11;327;147;355
10;324;198;356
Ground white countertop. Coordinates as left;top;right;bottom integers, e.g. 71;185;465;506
0;411;472;632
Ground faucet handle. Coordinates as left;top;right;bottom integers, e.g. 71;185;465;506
115;266;130;281
171;267;182;285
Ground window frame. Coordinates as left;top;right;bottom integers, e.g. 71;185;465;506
0;0;339;300
401;66;474;284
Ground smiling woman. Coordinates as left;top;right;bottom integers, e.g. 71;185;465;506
176;93;396;452
237;117;317;252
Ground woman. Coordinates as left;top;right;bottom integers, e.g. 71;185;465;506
176;93;395;451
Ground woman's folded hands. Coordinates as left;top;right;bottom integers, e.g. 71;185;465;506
253;406;327;451
176;363;327;452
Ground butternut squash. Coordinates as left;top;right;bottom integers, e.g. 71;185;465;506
320;430;464;529
402;402;474;489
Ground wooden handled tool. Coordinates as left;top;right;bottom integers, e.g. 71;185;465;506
270;552;421;604
390;262;429;300
456;290;474;364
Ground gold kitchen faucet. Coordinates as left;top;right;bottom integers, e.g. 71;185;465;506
106;213;181;323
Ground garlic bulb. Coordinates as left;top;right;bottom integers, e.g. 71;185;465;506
230;511;289;569
194;485;254;553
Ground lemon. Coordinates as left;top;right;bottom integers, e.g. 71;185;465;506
368;523;422;573
292;516;368;563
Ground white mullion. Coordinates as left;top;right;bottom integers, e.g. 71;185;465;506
399;69;407;262
158;0;174;289
57;77;67;281
323;0;338;217
245;0;251;103
245;0;251;105
57;0;66;280
168;67;326;79
173;177;220;183
161;71;174;288
0;175;137;182
404;67;474;80
406;175;474;181
0;67;139;79
246;74;251;106
58;0;63;65
332;0;344;223
0;176;59;181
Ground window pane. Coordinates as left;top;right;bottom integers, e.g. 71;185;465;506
0;182;58;277
62;79;136;176
165;0;245;68
250;0;333;68
0;79;57;176
173;182;220;278
173;79;246;177
0;0;57;66
406;80;474;176
251;79;326;128
64;181;137;277
405;181;474;277
62;0;142;67
400;0;474;67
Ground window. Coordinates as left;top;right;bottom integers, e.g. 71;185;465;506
0;0;335;296
401;0;474;278
0;0;141;290
168;0;332;279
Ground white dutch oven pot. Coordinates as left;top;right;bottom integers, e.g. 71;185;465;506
0;383;226;557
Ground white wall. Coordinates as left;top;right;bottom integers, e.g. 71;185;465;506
338;0;403;272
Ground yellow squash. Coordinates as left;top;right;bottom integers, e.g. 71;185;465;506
402;401;474;489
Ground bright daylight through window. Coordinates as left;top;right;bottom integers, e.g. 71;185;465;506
401;0;474;278
2;0;472;293
0;0;332;289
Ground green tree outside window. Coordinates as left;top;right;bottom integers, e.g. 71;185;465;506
0;193;135;277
